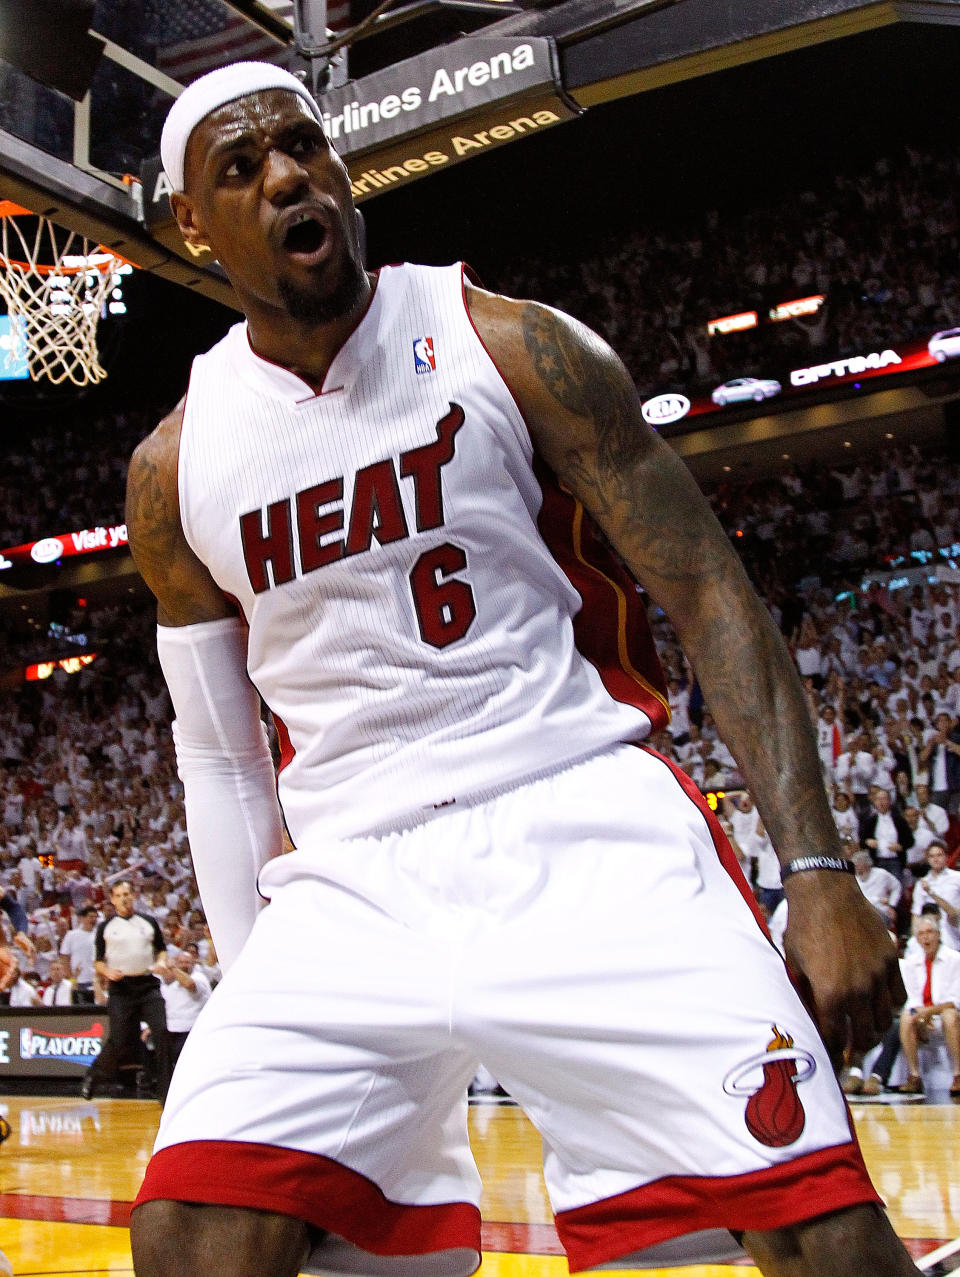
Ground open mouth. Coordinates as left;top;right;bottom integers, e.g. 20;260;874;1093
282;212;329;261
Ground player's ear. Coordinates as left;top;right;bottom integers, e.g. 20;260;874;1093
170;193;210;256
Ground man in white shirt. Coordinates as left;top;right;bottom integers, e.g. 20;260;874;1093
61;904;99;1003
912;843;960;950
42;957;75;1007
912;784;949;837
903;808;939;872
721;791;760;855
859;787;914;881
158;946;212;1069
852;851;901;930
898;915;960;1096
834;735;876;811
7;964;42;1007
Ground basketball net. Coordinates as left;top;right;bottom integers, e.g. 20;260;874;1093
0;200;126;386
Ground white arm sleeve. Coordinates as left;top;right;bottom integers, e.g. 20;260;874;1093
157;617;283;972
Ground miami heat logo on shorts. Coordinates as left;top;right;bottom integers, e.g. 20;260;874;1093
723;1025;816;1147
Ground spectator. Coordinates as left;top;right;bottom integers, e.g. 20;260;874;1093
835;734;876;813
42;956;74;1006
912;842;960;951
158;945;212;1069
61;904;99;1004
898;915;960;1098
903;807;940;874
852;850;901;930
859;786;914;881
7;963;42;1007
912;782;950;841
830;790;859;843
918;711;960;812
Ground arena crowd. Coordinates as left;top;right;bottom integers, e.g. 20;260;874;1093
2;434;960;1018
499;142;960;401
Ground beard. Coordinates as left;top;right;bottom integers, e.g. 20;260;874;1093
278;250;367;325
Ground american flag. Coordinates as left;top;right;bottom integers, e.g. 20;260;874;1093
152;0;352;86
263;1;352;34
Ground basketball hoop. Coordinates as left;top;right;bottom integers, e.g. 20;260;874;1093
0;200;132;386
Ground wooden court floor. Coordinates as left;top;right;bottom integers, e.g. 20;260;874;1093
1;1093;958;1275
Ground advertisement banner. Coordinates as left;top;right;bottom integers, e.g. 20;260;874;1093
0;522;128;573
642;332;956;434
0;1009;104;1078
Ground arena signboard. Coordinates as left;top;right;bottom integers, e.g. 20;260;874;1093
0;1009;104;1078
316;38;578;202
141;36;578;239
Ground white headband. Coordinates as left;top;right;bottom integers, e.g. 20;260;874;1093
160;61;324;191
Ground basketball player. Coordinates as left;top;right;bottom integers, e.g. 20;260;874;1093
127;63;919;1276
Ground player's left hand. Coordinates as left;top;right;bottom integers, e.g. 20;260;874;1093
782;870;904;1069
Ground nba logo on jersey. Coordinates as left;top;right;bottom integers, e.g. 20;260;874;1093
413;336;436;374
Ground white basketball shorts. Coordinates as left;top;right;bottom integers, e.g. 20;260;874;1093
134;744;880;1273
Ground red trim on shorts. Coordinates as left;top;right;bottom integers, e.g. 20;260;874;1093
133;1140;481;1258
557;1140;881;1272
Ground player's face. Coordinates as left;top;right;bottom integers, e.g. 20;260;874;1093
175;90;366;326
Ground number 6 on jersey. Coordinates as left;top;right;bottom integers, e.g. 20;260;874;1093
409;542;476;648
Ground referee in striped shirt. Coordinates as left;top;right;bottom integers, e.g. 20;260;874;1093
80;880;172;1102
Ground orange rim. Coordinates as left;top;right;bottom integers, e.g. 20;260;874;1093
0;201;138;270
0;258;116;276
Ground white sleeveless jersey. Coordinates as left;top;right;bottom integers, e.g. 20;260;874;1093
178;262;669;842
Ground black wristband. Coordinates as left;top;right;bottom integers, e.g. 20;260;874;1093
780;855;855;883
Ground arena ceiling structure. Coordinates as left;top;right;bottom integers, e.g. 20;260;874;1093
1;0;959;305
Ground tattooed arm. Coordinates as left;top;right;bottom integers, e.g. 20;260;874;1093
125;400;235;627
467;284;903;1059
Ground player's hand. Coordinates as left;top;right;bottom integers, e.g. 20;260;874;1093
782;870;904;1069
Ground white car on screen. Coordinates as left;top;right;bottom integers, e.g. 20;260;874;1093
711;376;782;406
928;329;960;362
